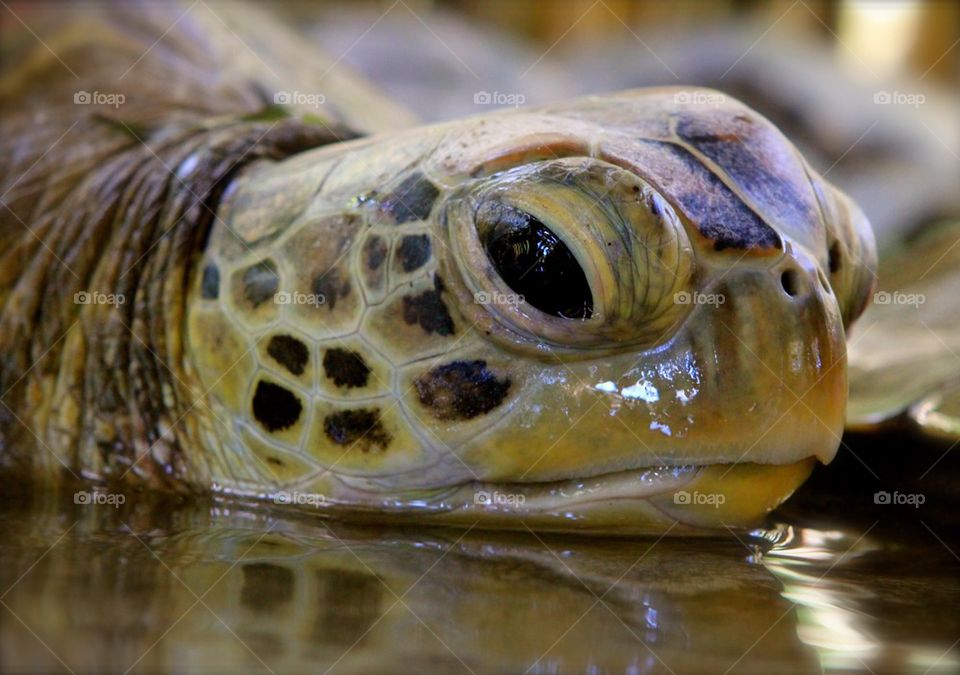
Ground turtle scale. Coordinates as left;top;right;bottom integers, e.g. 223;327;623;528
189;141;501;486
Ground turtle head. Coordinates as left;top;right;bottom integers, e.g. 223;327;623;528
190;89;876;533
412;89;877;530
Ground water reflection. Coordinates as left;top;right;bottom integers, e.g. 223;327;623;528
764;523;960;674
0;485;956;674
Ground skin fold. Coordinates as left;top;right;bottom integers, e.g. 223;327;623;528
0;4;876;535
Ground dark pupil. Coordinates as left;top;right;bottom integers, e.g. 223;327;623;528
479;203;593;319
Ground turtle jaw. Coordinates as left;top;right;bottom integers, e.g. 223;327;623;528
382;459;817;535
252;459;815;535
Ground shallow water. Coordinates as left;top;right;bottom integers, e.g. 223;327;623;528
1;442;958;675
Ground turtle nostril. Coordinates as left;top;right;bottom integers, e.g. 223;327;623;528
780;268;801;297
828;240;842;274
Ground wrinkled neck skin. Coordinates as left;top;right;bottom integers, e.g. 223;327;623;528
183;89;877;534
0;117;344;490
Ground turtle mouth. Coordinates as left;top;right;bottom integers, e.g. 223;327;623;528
419;458;817;534
251;459;815;535
282;459;813;535
459;463;701;512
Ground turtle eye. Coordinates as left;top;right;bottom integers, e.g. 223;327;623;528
477;202;593;319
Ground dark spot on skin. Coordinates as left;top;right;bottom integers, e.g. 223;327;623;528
241;563;294;612
655;142;781;251
364;235;388;270
675;114;814;243
243;260;279;307
402;277;455;336
323;409;390;452
395;234;432;272
828;240;842;273
379;172;439;223
322;348;370;388
415;360;511;421
201;264;219;299
266;335;309;376
267;457;284;467
311;268;350;310
252;380;302;432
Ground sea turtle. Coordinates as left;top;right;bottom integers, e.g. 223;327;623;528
0;2;877;534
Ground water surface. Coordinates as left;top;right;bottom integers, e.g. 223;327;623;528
1;443;957;674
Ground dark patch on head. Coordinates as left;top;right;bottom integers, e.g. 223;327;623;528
415;360;511;421
395;234;432;272
322;348;371;388
241;562;294;612
266;335;309;376
379;172;439;224
402;280;455;336
323;408;390;452
675;114;815;245
201;264;220;299
311;268;350;310
242;260;279;307
651;141;780;251
364;235;388;270
252;380;302;432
